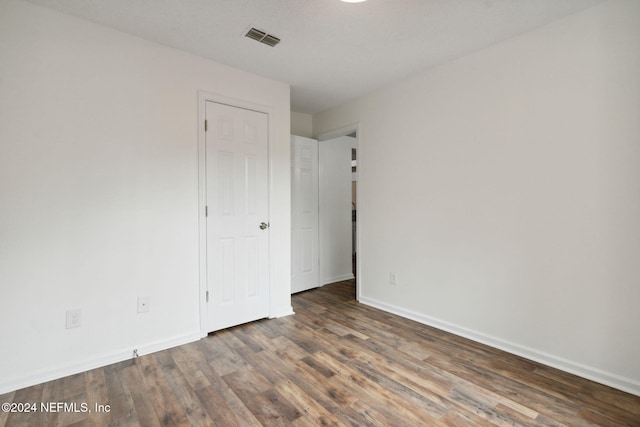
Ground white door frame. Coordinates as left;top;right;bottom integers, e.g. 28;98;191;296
316;123;361;302
197;91;275;336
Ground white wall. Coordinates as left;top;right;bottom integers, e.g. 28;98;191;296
291;112;314;138
319;136;355;285
0;0;291;393
314;0;640;395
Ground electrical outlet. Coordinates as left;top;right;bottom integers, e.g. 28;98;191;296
66;309;82;329
137;296;150;313
390;272;397;286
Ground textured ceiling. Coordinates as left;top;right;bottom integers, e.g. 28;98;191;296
25;0;603;114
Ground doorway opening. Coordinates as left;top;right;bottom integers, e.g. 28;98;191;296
291;124;360;300
317;125;360;301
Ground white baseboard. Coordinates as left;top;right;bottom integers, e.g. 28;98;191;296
321;273;355;286
0;331;202;395
359;296;640;397
271;307;295;318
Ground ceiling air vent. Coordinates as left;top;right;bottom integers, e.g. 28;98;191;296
245;27;281;47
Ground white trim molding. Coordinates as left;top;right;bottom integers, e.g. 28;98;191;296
270;308;295;319
0;332;201;395
359;296;640;397
321;274;355;286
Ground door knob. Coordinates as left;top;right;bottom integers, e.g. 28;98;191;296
259;222;269;230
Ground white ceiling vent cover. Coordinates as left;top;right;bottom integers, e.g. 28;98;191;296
245;27;281;47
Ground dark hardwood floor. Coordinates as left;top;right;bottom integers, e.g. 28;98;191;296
1;280;639;426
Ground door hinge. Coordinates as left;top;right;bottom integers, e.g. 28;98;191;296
206;290;209;302
204;120;208;132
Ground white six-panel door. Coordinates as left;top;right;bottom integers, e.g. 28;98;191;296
205;101;270;332
291;135;319;293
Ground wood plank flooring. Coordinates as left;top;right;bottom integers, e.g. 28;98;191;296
1;280;639;426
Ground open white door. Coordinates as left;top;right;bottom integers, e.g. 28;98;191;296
291;135;319;293
205;101;270;332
